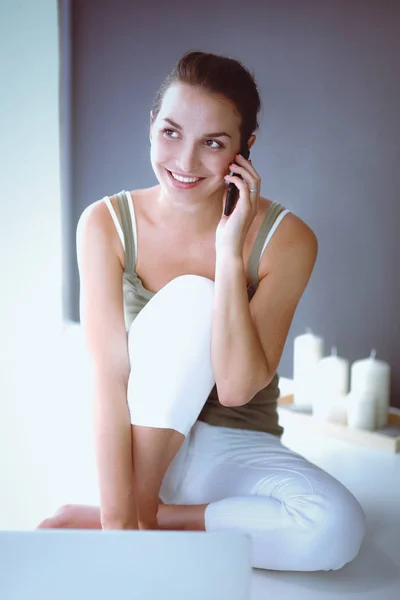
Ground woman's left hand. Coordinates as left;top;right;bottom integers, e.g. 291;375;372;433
215;153;261;257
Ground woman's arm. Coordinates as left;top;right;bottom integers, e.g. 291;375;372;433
214;155;318;407
213;215;318;407
92;369;136;529
212;252;269;407
76;201;137;529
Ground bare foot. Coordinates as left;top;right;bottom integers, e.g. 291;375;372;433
36;505;101;529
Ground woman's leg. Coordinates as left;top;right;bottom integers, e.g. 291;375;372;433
37;422;366;572
126;274;216;527
162;421;367;572
77;272;215;529
38;274;216;531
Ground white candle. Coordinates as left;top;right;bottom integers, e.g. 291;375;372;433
314;347;349;397
351;349;391;428
347;390;376;430
293;328;324;406
313;391;347;425
312;347;349;423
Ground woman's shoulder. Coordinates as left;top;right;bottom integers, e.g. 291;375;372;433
77;194;126;269
77;186;161;270
257;196;318;278
261;195;317;242
77;194;119;236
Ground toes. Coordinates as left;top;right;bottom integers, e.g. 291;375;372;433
36;518;54;529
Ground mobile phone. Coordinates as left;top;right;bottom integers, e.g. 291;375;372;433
224;142;251;216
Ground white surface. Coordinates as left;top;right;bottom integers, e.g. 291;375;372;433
0;530;251;600
2;325;399;600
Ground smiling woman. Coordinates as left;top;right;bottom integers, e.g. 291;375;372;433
148;84;248;218
39;50;366;573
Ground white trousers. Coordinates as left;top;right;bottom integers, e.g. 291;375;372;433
127;275;367;571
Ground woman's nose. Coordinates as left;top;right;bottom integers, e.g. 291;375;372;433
175;146;201;175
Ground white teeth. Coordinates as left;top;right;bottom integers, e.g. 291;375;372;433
170;171;201;183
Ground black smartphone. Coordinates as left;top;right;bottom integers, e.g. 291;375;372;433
224;142;251;216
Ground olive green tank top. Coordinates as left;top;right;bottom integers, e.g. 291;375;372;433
104;190;291;437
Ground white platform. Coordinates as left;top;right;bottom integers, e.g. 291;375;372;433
0;530;252;600
1;325;399;599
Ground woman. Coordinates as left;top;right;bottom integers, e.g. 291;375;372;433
38;51;366;571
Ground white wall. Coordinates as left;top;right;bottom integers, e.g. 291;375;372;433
0;1;98;529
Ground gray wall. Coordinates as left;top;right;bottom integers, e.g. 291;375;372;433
62;0;400;407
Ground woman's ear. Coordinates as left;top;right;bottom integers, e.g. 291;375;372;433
149;110;154;142
248;134;256;151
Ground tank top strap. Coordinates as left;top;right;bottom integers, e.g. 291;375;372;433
115;190;136;276
247;201;286;291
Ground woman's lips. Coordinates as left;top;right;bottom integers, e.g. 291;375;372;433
166;169;205;189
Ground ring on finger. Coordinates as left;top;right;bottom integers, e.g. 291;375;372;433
240;178;257;192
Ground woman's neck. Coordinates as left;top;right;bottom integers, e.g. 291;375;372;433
150;184;224;237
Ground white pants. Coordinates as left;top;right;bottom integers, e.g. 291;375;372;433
127;275;367;571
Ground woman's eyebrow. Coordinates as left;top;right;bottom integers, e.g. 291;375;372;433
163;118;232;139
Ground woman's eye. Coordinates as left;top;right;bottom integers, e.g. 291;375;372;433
163;128;178;138
162;128;223;149
206;139;224;149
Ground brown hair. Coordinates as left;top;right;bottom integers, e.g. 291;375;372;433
151;50;262;149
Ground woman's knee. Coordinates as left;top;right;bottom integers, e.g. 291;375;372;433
127;273;215;375
129;274;214;332
323;489;367;570
162;274;215;299
292;487;367;571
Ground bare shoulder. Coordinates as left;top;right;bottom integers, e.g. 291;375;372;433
258;196;318;278
77;195;120;235
76;195;125;269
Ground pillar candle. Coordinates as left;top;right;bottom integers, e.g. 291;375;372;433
293;328;324;406
347;389;376;430
312;347;349;423
314;347;349;397
313;391;347;425
351;349;391;428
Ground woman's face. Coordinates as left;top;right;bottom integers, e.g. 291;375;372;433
149;82;244;198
